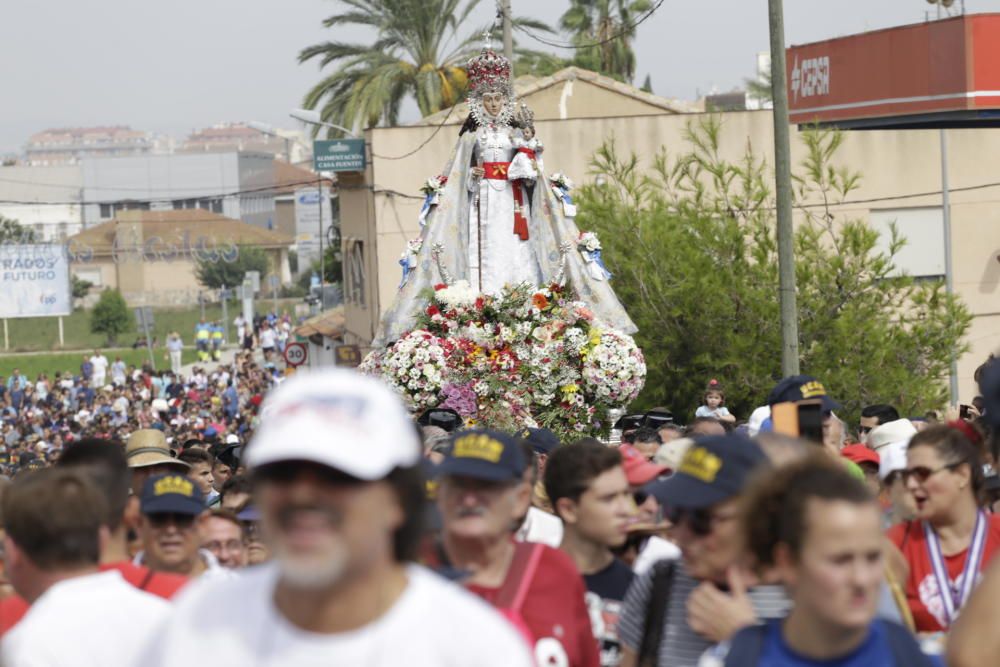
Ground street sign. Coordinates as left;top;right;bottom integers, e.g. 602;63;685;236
133;306;154;328
268;274;280;290
335;344;362;367
313;139;366;172
245;271;260;293
284;342;308;367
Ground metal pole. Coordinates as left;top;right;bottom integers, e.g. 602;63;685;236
318;175;325;311
141;309;156;371
501;0;513;63
58;316;64;348
3;319;8;351
221;285;229;346
941;128;959;403
768;0;800;377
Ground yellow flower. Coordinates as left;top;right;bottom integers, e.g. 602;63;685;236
560;383;579;394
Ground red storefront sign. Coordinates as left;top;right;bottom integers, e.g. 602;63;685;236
787;13;1000;128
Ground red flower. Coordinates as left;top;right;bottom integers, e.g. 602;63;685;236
532;293;549;310
475;297;484;310
434;283;447;291
426;305;440;317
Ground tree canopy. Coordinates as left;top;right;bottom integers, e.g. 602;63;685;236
90;289;133;345
560;0;653;83
194;246;270;290
573;117;971;423
298;0;553;134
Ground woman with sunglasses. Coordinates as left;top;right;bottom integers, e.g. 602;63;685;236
887;424;1000;633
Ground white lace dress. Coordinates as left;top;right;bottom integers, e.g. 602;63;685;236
466;124;542;295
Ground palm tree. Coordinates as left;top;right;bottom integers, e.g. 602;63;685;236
298;0;555;135
560;0;652;83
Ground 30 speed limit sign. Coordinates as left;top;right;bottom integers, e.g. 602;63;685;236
283;342;308;367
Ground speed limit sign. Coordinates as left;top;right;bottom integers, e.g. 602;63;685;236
283;342;308;367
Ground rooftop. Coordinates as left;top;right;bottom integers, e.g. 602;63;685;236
69;209;293;255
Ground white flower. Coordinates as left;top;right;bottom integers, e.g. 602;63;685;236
435;280;478;308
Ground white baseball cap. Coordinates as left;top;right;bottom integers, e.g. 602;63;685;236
246;368;420;480
878;439;910;481
868;419;917;452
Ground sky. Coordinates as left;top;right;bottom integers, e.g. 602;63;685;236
0;0;990;155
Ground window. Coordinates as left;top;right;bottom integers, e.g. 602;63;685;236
869;207;945;278
210;199;223;214
75;268;103;288
99;203;112;219
345;239;366;306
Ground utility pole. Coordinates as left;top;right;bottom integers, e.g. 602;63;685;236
500;0;513;62
318;175;326;311
768;0;800;377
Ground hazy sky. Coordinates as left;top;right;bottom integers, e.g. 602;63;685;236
0;0;988;155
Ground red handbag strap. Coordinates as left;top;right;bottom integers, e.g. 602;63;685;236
496;541;544;613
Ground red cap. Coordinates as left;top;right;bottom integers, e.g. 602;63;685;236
619;444;668;487
841;444;879;466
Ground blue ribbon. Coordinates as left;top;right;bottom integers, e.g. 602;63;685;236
590;249;613;280
398;256;412;289
557;186;574;206
418;192;435;226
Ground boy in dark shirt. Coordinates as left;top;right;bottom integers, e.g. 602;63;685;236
545;439;636;667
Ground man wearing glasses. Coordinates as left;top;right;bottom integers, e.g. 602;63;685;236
617;436;788;667
133;473;229;580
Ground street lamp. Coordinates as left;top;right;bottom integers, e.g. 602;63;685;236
245;121;300;162
288;109;359;138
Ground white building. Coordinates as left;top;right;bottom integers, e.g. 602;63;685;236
0;165;83;240
80;152;277;230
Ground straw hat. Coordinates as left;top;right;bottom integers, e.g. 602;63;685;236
125;429;189;470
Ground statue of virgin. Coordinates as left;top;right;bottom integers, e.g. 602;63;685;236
373;42;636;346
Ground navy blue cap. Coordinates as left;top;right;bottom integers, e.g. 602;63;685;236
517;427;560;455
438;429;526;482
237;505;260;522
648;435;767;510
766;375;840;412
140;473;205;516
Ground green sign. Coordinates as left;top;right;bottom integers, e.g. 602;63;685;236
313;139;366;172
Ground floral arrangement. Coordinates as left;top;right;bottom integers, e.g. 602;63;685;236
420;175;448;196
578;231;601;253
549;173;573;191
362;281;645;440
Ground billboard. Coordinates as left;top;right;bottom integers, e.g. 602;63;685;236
294;186;334;271
787;13;1000;127
0;244;71;318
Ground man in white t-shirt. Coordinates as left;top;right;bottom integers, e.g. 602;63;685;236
1;468;168;667
90;349;109;387
135;369;533;667
258;323;276;360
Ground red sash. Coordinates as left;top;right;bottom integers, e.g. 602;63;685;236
483;161;529;241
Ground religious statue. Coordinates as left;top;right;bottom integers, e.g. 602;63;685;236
373;40;637;346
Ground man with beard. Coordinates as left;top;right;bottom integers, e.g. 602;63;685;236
135;370;532;666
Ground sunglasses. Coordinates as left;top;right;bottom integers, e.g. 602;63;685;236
667;506;739;537
901;462;962;485
253;461;363;487
147;513;197;529
667;507;716;537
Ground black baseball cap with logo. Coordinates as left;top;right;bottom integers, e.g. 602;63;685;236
140;473;205;515
437;428;526;482
766;375;841;412
517;427;560;455
647;435;768;510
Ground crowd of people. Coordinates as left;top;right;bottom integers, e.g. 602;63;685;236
2;358;1000;666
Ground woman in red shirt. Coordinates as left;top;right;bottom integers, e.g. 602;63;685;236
887;424;1000;633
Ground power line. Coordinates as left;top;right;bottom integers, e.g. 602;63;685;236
370;102;459;161
513;0;665;51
